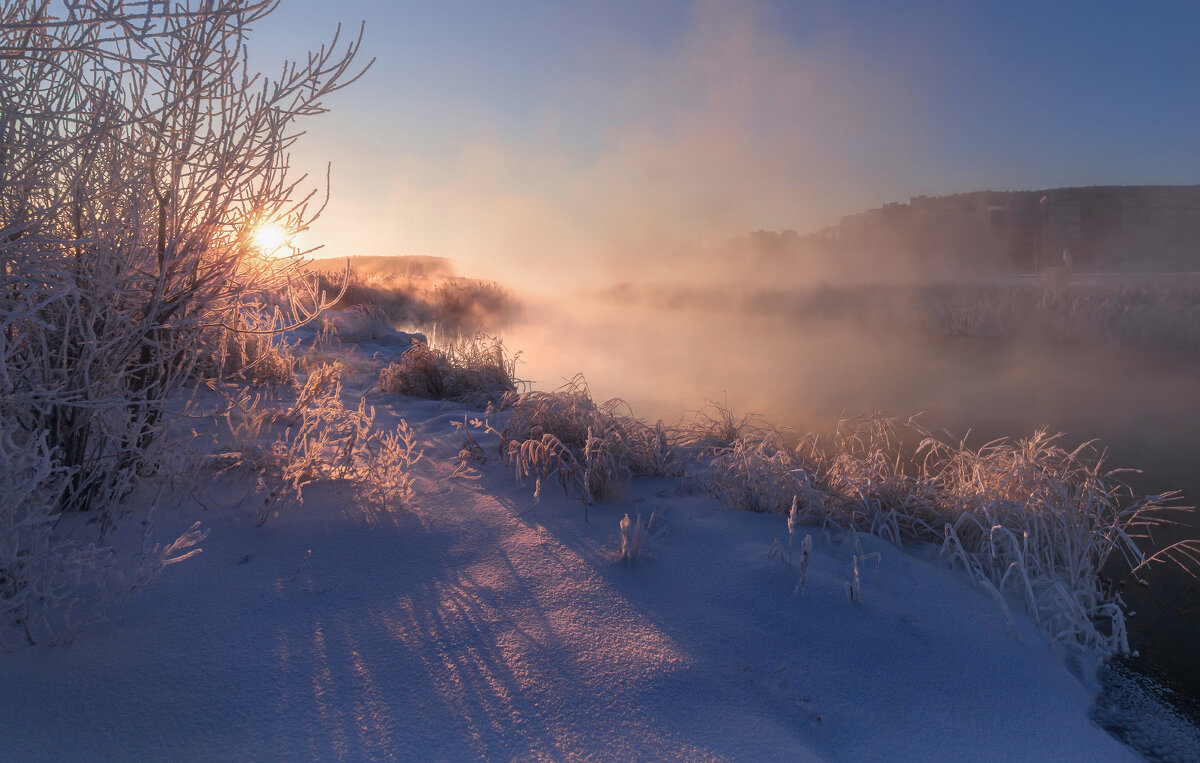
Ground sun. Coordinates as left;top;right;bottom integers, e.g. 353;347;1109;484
250;222;290;256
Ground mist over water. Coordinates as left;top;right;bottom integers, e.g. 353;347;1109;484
498;275;1200;700
507;283;1200;475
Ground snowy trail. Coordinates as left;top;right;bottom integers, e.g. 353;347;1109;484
0;395;1144;760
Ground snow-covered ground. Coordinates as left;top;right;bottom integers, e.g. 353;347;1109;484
2;329;1196;761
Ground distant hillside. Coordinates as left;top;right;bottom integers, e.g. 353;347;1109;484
740;185;1200;281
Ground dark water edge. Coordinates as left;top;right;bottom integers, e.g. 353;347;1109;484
1095;660;1200;760
502;304;1200;720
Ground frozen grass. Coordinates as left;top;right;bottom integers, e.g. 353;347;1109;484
617;511;657;564
488;378;1195;657
218;363;422;525
317;303;393;345
694;409;1195;657
378;330;520;407
925;431;1197;655
699;429;819;516
496;376;678;509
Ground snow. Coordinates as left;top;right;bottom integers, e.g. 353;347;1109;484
0;333;1167;761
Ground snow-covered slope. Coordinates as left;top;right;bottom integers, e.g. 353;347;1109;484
0;375;1146;760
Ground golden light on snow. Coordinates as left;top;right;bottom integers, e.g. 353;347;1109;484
250;222;290;256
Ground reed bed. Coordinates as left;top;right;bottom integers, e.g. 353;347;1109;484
698;411;1194;656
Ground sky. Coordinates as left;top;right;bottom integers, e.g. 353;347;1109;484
248;0;1200;281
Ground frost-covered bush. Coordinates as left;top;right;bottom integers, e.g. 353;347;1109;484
0;1;362;520
498;376;677;508
0;1;366;645
378;331;519;406
208;303;300;388
220;364;423;524
226;364;372;525
362;421;424;510
0;424;206;648
0;0;361;649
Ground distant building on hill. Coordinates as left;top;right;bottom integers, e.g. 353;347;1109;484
815;185;1200;276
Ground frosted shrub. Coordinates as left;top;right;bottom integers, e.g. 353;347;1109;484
1;428;71;647
288;363;346;421
222;365;425;523
0;425;206;649
378;330;518;406
498;376;677;511
0;1;361;520
204;303;300;388
0;1;364;642
361;421;423;510
221;365;375;525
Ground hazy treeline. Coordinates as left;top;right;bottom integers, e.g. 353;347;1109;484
597;277;1200;356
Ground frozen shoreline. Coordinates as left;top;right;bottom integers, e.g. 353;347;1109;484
4;361;1179;760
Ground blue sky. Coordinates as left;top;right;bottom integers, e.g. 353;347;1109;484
250;1;1200;277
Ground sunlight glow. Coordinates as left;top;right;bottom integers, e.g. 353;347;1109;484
251;222;291;256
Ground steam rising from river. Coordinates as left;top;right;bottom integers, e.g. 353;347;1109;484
509;277;1200;472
